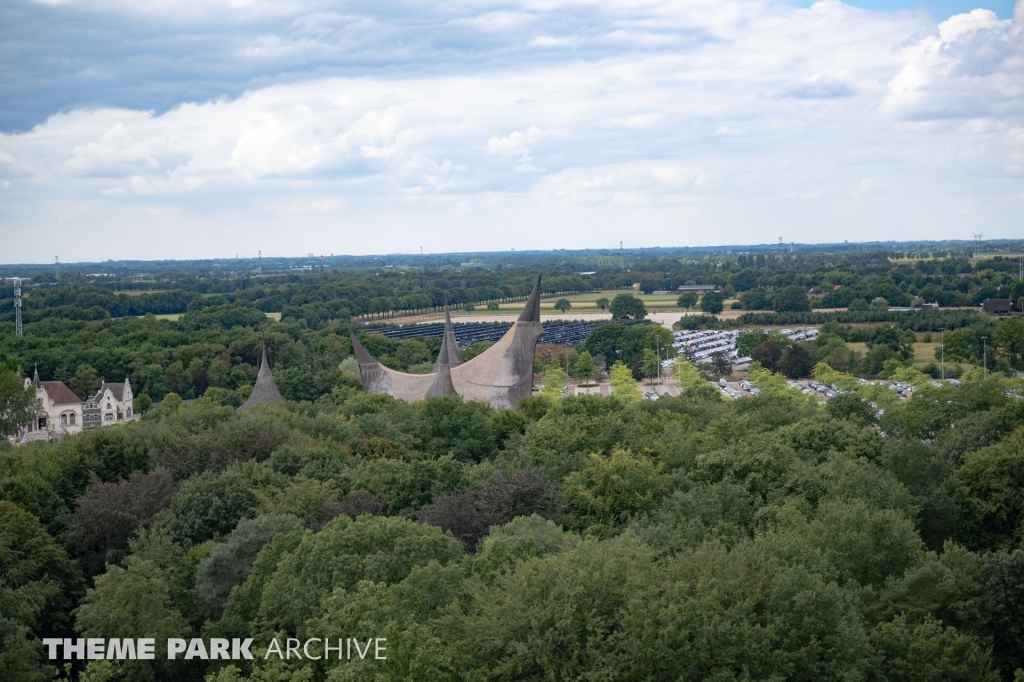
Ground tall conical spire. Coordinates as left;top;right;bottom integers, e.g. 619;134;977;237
517;275;543;322
434;306;464;371
425;359;458;397
238;342;284;411
349;329;380;368
349;329;389;393
33;365;39;387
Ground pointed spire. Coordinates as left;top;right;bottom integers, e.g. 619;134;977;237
258;345;272;376
349;329;380;368
238;341;284;411
517;274;543;322
425;361;457;397
434;306;464;371
33;365;39;387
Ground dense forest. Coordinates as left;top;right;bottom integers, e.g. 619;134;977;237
3;365;1024;681
3;246;1024;681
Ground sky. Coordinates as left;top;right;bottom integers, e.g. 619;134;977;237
0;0;1021;263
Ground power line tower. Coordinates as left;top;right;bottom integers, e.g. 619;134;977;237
971;233;984;258
6;277;28;337
619;241;624;269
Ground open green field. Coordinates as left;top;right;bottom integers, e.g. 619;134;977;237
461;289;705;315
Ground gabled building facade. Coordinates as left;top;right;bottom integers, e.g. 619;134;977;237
10;371;139;445
83;379;137;429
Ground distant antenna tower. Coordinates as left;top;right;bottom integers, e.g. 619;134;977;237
971;233;984;258
619;241;624;269
6;277;28;337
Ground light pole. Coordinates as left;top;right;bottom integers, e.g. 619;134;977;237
940;328;944;380
982;336;987;380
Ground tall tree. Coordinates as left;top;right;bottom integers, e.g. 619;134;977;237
699;291;725;314
0;364;37;439
609;294;647;322
677;292;698;310
609;361;641;402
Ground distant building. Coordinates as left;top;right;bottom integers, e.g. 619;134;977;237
677;284;722;294
920;302;939;310
84;380;137;429
983;299;1012;314
11;369;137;444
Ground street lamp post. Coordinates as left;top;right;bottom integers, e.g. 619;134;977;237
940;328;944;380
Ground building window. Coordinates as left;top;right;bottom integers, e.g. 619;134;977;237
61;414;67;427
69;413;76;426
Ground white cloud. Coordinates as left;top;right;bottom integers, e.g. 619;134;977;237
65;123;159;177
884;8;1024;120
778;70;858;99
1;0;1022;260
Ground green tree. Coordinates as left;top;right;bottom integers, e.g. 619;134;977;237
737;330;769;358
993;317;1024;370
751;341;783;371
608;361;641;403
945;328;973;362
563;449;673;535
256;515;463;636
641;349;660;385
609;294;647;321
572;350;596;384
699;291;725;314
0;364;38;439
595;297;610;311
541;363;568;400
955;427;1024;550
676;292;698;310
827;393;877;426
418;396;498;462
773;285;811;312
778;343;815;378
69;363;101;400
553;298;572;313
74;556;190;679
871;615;999;682
193;514;303;620
0;501;83;668
152;470;257;547
134;393;152;413
486;301;500;312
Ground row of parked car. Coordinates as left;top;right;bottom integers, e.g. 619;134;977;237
673;327;821;366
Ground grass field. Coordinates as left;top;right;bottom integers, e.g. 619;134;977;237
142;311;281;322
452;289;701;317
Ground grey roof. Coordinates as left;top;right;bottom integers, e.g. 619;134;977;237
95;382;126;402
238;346;284;411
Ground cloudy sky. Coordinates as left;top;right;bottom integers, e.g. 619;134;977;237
1;0;1021;263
